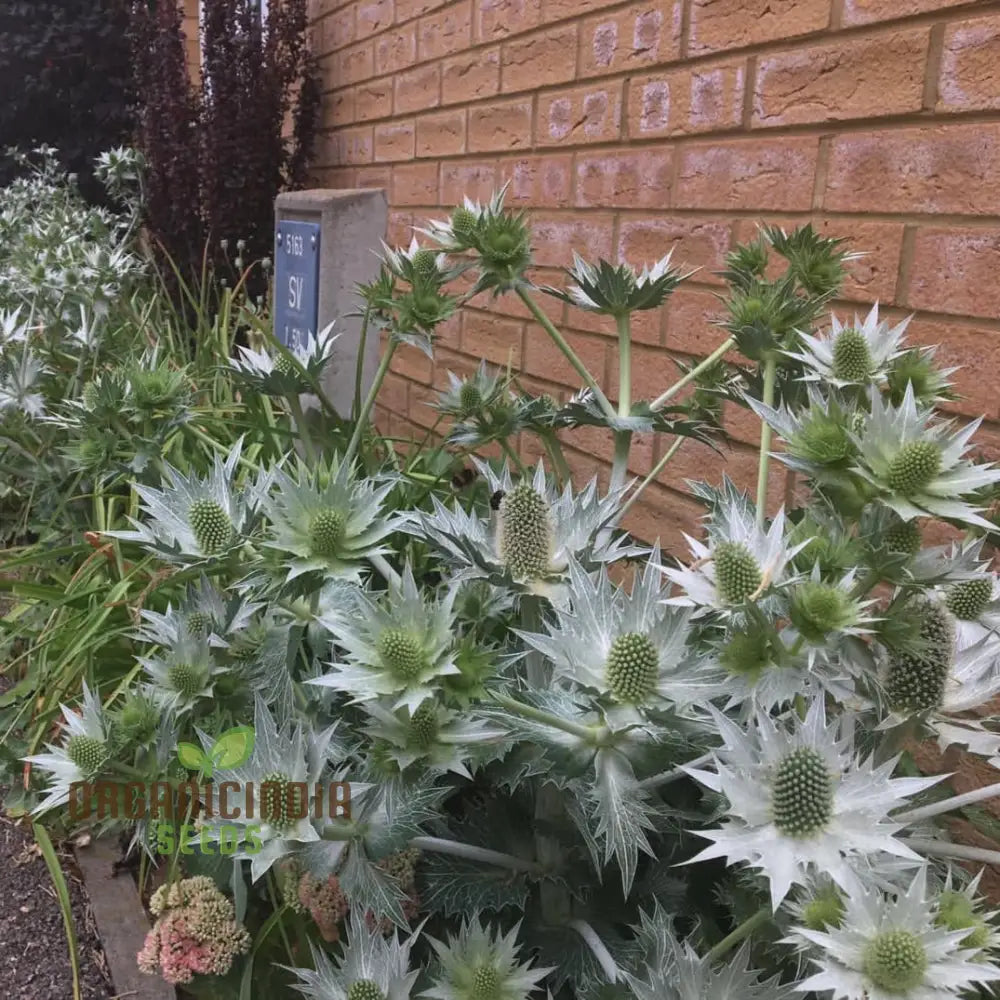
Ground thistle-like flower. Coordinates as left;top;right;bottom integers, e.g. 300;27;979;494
406;459;642;599
25;682;112;813
264;453;399;582
685;699;941;908
851;385;1000;529
788;866;1000;999
285;910;421;1000
310;564;460;712
517;555;711;719
0;345;47;418
542;250;689;317
196;697;347;881
660;498;808;618
934;869;1000;954
787;303;910;387
938;563;1000;646
786;566;878;660
106;438;270;563
625;905;794;1000
421;916;553;1000
139;632;228;714
229;322;337;395
434;362;509;421
361;698;505;778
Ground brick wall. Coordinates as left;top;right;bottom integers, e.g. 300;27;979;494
307;0;1000;548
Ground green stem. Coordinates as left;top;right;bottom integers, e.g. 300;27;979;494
755;357;778;526
610;432;632;494
500;438;528;477
894;781;1000;825
638;751;713;790
618;436;685;521
651;337;735;411
345;339;398;466
903;838;1000;868
287;393;317;465
705;907;771;963
410;836;543;874
516;286;616;421
352;303;372;423
491;690;598;744
611;314;633;493
369;551;402;590
569;919;620;983
539;430;572;488
266;874;297;967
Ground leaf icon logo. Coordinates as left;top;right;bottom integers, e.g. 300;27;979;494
176;726;255;777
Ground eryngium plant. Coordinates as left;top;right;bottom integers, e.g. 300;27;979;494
20;193;1000;1000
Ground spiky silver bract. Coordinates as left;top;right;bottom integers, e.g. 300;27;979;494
229;322;338;396
139;632;228;714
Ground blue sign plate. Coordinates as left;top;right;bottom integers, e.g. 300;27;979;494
274;220;321;349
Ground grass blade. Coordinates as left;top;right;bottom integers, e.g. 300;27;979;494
32;823;82;1000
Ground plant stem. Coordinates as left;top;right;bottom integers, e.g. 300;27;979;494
287;393;317;465
369;551;402;590
352;303;372;423
500;438;528;477
755;357;778;526
266;873;297;967
345;339;398;466
903;838;1000;868
895;782;1000;825
651;337;735;411
410;836;542;874
569;919;620;983
516;286;616;421
539;430;572;488
610;312;633;493
490;690;597;743
705;907;770;963
638;751;714;790
610;432;631;494
618;436;685;521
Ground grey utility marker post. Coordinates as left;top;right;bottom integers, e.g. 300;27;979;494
273;188;388;417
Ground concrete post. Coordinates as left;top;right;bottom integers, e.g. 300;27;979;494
274;188;387;417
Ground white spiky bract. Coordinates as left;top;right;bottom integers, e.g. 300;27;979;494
789;867;1000;999
684;698;941;909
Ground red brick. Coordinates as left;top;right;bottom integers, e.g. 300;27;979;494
355;79;393;121
574;149;673;209
608;343;683;406
938;15;1000;112
622;480;703;549
906;228;1000;320
357;0;394;35
504;155;574;207
904;319;1000;421
578;2;682;79
475;0;539;40
618;219;732;284
337;41;374;84
419;2;473;61
688;0;830;56
387;209;415;245
433;314;463;352
468;98;532;151
752;29;928;127
356;165;393;190
440;161;499;203
629;61;745;137
320;6;356;51
394;63;441;115
395;0;446;20
408;380;441;427
665;286;731;356
375;25;417;75
569;299;661;347
380;370;410;414
416;109;466;156
333;125;374;165
559;423;654;475
501;25;578;93
442;47;501;104
676;137;819;210
537;83;624;147
842;0;966;25
816;221;905;305
392;342;435;384
462;310;524;366
825;124;1000;217
392;161;440;206
323;89;355;128
521;324;607;389
541;0;610;19
374;121;415;161
313;164;355;186
531;215;615;268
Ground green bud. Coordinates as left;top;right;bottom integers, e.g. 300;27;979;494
408;702;439;749
167;662;205;698
188;498;234;554
605;632;659;704
946;578;993;621
308;508;346;558
449;206;480;247
802;886;845;931
884;518;922;557
66;735;109;778
771;747;833;838
498;484;552;581
377;628;428;680
260;771;301;833
410;249;440;280
789;582;852;642
886;441;942;496
863;930;927;993
713;541;762;605
831;328;873;382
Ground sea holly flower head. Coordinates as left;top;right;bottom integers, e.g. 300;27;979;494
229;322;338;396
789;866;1000;999
434;362;509;422
660;494;808;618
933;870;1000;954
421;916;553;1000
850;384;1000;529
310;564;461;713
139;632;227;714
787;566;878;657
887;344;959;407
542;250;689;317
284;910;421;1000
685;698;941;909
263;452;400;583
25;682;111;813
787;303;910;387
0;344;47;418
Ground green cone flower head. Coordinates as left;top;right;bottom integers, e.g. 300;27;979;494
791;866;1000;1000
25;682;111;814
498;482;553;582
311;564;461;713
888;344;959;406
851;384;1000;529
434;362;508;422
788;303;909;387
140;634;226;714
789;568;875;646
801;884;846;931
105;438;268;564
946;577;994;621
934;872;1000;953
264;452;400;583
886;598;955;714
422;916;553;1000
884;516;923;557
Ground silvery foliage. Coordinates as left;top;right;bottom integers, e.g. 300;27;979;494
23;199;1000;1000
